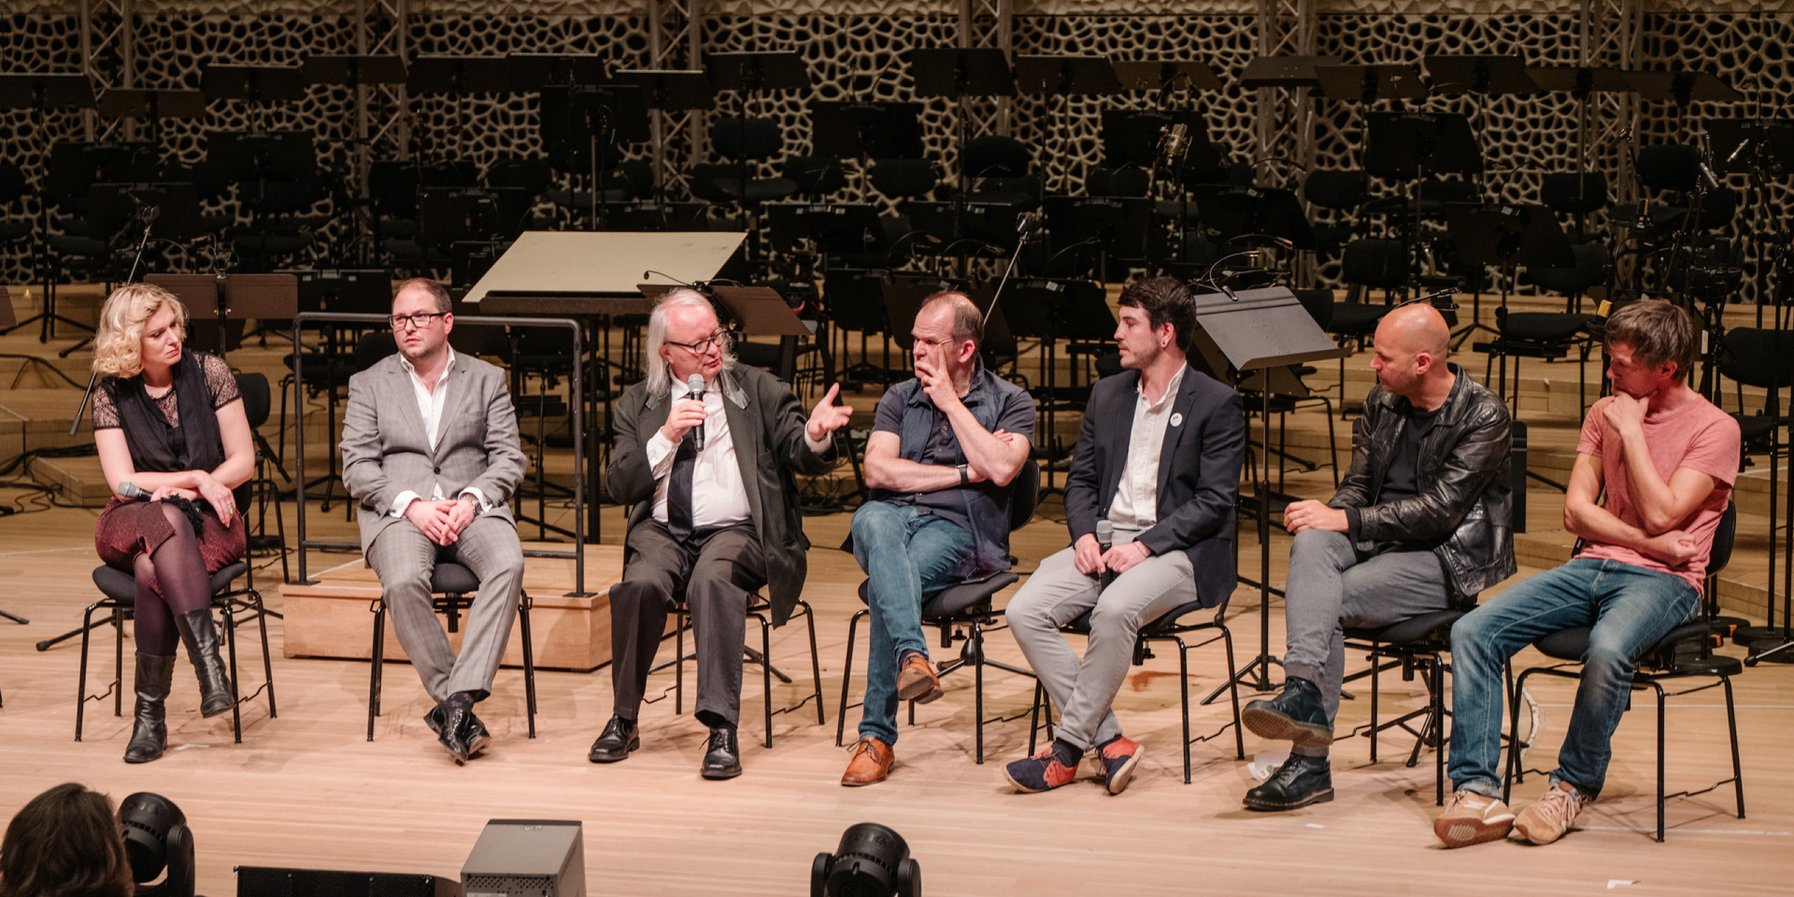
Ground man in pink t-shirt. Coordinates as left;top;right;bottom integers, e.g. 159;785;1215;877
1432;300;1741;849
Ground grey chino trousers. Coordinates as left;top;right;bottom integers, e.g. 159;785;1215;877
1005;531;1197;752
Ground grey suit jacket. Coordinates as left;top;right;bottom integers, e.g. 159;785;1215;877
1063;362;1246;608
606;364;835;625
340;352;527;551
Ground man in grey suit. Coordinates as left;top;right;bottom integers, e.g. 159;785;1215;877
341;277;527;764
1002;276;1244;795
593;289;850;779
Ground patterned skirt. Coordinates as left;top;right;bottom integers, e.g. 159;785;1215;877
94;497;248;574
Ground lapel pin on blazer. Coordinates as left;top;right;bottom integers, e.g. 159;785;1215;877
1170;412;1184;428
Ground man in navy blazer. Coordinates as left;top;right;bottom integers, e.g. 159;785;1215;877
1003;276;1245;794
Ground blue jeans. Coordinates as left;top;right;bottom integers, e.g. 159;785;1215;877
850;501;974;746
1447;558;1699;798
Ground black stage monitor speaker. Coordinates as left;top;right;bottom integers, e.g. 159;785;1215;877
235;866;462;897
461;819;585;897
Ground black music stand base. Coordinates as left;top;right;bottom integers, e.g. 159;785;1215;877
0;608;26;625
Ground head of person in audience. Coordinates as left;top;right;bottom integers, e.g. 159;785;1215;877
1368;303;1452;401
0;782;133;897
390;278;455;367
647;288;736;394
1114;276;1194;372
1602;298;1698;402
910;290;983;385
92;283;189;380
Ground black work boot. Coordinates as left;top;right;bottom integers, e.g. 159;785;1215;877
123;654;176;763
173;608;234;718
1243;753;1334;811
1241;675;1333;747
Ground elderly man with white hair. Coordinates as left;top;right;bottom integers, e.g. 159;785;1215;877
594;288;852;779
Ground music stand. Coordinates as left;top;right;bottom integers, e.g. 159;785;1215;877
610;69;715;111
97;88;205;122
1422;55;1539;96
506;53;603;90
405;56;513;95
1239;55;1342;89
200;64;305;105
706;51;811;93
1013;55;1121;97
812;101;924;160
1313;64;1428;104
909;47;1016;249
0;75;96;342
300;55;407;88
1188;286;1345;695
712;284;812;383
1626;69;1744;106
1111;60;1223;93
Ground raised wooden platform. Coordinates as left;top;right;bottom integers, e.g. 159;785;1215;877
281;542;626;672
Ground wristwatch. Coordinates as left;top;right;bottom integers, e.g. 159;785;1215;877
458;493;480;510
956;463;969;486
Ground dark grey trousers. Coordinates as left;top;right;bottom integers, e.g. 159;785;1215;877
610;520;765;728
1282;529;1452;758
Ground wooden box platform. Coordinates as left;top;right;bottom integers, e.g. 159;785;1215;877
281;542;625;672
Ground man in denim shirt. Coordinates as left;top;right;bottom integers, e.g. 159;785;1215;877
839;291;1036;787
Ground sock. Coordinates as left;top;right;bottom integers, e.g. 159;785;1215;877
1051;738;1082;766
448;691;476;711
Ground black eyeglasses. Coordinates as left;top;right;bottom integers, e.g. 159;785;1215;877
390;312;446;330
665;330;730;355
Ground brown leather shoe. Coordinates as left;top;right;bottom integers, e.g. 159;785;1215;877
841;737;895;786
896;652;943;703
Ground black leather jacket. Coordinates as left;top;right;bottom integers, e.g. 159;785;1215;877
1329;365;1516;600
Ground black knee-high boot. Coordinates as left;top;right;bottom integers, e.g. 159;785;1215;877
124;654;175;763
173;609;234;718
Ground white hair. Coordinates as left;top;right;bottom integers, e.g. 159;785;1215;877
644;288;736;396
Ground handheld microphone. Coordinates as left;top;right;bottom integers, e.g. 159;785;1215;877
686;373;706;451
118;481;152;501
1095;519;1115;591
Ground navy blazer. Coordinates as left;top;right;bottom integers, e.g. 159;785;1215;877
1063;362;1245;608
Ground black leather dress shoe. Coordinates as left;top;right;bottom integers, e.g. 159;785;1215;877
1242;676;1334;747
588;716;640;763
424;705;490;754
701;726;742;780
434;701;475;764
1243;753;1334;811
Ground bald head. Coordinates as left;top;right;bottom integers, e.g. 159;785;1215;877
1368;303;1455;406
1375;303;1450;359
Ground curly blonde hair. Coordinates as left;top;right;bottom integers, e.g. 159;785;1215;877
91;283;187;379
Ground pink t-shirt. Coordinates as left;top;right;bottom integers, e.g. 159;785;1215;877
1575;393;1740;593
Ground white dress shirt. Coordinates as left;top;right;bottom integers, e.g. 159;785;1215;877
644;375;753;529
1105;365;1184;532
389;349;489;518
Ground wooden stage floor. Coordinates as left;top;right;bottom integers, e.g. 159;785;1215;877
2;502;1793;897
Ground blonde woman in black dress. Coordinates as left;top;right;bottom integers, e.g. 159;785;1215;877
90;283;254;762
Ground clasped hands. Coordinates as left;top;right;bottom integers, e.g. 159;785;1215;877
1073;533;1152;577
405;497;477;547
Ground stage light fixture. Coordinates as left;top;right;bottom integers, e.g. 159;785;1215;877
117;792;195;897
811;822;920;897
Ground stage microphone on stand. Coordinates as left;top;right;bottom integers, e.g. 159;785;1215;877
687;373;707;451
1095;519;1115;591
1727;137;1753;165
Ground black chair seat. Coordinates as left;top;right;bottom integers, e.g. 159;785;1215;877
93;562;248;604
46;234;112;256
1735;414;1780;447
1330;302;1386;336
1345;608;1467;646
1533;620;1712;665
856;573;1018;620
430;562;481;596
1503;312;1593;343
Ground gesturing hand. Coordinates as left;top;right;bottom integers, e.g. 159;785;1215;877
806;383;854;442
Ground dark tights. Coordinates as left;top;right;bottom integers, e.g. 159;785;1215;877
131;503;212;655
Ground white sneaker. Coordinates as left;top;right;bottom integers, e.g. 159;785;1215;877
1433;790;1516;848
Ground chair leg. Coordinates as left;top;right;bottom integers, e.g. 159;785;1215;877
802;601;824;726
520;594;537;739
674;615;685;715
1504;669;1533;803
1433;659;1447;806
368;603;386;742
1178;637;1192;784
760;613;774;749
75;605;99;742
222;605;243;744
1223;628;1243;761
1653;680;1667;842
113;606;124;718
835;610;864;747
972;622;985;765
1724;675;1744;819
1027;680;1045;755
253;592;278;718
1368;647;1382;763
